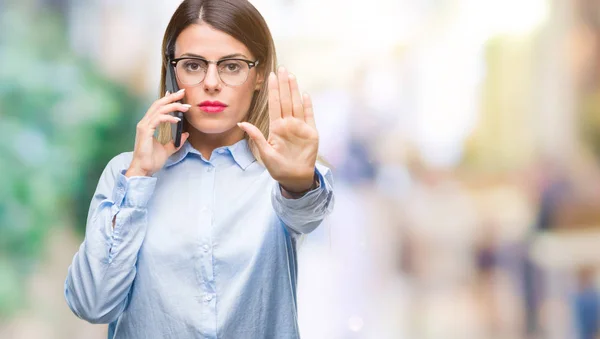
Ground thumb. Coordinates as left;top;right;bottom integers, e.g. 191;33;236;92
237;122;271;156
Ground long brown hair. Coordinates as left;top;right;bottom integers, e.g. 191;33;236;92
156;0;277;162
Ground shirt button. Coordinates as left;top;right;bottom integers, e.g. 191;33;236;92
204;294;213;302
203;244;210;252
206;167;214;172
217;149;226;154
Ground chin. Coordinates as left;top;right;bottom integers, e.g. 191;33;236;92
187;119;237;135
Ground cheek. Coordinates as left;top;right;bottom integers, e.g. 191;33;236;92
180;86;200;105
232;85;257;112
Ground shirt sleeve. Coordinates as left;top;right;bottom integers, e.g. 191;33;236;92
271;163;335;235
64;152;157;324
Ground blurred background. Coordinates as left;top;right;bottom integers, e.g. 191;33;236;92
2;0;600;338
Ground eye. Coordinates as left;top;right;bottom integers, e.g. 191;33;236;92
183;60;206;72
226;63;240;71
219;60;244;73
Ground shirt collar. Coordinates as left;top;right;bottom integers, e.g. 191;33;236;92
165;138;256;170
227;138;256;170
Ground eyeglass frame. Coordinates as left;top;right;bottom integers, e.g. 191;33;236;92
169;56;260;87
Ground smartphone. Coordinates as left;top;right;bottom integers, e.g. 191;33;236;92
165;61;184;147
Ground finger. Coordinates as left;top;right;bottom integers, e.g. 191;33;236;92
149;113;181;131
278;66;292;118
303;92;316;129
237;122;272;157
288;73;304;120
162;88;186;104
143;89;186;122
154;102;191;117
268;72;281;122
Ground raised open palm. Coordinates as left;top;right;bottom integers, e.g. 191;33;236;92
238;67;318;193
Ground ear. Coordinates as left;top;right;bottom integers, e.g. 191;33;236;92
254;70;265;91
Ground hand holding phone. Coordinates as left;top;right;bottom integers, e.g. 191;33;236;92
125;86;190;177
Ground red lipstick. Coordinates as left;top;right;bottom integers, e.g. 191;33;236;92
198;101;227;113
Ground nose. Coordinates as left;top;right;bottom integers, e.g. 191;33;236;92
203;64;221;93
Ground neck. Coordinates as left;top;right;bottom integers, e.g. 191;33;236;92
187;125;245;160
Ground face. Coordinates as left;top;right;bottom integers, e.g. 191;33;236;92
173;23;263;139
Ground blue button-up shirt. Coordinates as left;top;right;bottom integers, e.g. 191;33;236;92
64;138;335;338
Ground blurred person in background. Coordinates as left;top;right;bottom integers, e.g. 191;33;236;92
63;0;335;338
473;221;501;336
523;156;570;338
573;266;600;339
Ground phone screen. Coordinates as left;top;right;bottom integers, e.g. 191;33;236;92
165;61;184;147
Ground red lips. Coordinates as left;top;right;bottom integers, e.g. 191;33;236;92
199;101;227;107
198;101;227;114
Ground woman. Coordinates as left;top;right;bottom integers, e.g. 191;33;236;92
64;1;335;338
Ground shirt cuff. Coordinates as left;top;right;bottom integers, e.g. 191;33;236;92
111;170;157;208
275;167;326;208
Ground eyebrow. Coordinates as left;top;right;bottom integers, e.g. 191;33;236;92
179;52;249;59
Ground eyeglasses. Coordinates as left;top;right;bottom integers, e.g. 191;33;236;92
170;57;259;87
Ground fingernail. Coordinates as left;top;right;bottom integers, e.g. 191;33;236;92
278;66;285;73
177;88;185;94
182;104;192;108
174;117;181;121
165;90;170;96
289;73;295;80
